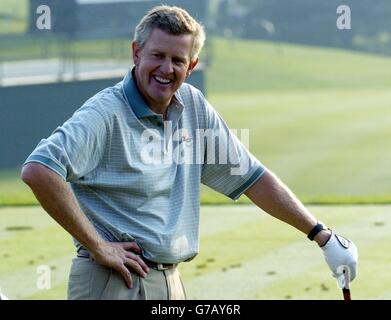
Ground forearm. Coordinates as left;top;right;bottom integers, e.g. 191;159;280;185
245;169;330;245
21;163;105;253
21;163;149;284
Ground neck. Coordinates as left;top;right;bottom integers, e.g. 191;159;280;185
148;104;168;115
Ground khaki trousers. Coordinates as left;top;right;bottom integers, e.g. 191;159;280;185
67;256;186;300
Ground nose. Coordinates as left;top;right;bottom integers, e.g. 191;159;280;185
160;58;174;74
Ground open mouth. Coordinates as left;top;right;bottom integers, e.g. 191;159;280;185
153;75;173;85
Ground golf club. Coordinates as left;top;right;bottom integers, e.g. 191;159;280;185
342;268;351;300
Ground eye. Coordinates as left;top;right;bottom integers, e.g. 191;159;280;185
173;57;186;65
152;53;163;59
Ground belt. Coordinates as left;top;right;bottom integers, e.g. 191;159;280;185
142;257;177;271
76;247;177;271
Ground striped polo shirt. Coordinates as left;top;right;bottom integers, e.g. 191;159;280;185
24;69;265;263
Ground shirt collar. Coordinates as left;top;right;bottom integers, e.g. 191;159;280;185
122;68;184;123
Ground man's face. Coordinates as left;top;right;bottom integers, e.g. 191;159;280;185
132;28;198;112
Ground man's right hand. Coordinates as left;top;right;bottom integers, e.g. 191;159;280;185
21;164;150;289
91;242;150;289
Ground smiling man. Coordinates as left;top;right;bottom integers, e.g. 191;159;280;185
133;27;198;115
21;6;357;300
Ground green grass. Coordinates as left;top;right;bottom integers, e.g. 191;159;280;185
176;204;391;299
203;38;391;204
1;204;390;299
0;0;28;33
0;170;37;206
207;38;391;93
0;35;131;61
207;88;391;202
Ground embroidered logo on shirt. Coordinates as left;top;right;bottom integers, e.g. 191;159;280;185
181;135;192;145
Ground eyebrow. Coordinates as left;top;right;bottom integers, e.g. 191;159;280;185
150;50;188;61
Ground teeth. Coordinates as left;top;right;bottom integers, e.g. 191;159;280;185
154;76;172;84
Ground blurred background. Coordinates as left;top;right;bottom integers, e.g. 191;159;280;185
1;0;391;300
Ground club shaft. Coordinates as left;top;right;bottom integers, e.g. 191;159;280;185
342;288;351;300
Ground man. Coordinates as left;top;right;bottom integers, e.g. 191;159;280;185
21;5;357;300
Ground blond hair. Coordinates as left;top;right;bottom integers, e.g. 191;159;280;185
134;5;205;62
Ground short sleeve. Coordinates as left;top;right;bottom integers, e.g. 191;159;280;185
23;105;108;182
200;98;266;200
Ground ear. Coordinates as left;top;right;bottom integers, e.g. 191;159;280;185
186;57;199;77
132;41;141;66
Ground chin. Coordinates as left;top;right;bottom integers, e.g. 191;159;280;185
152;94;173;104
